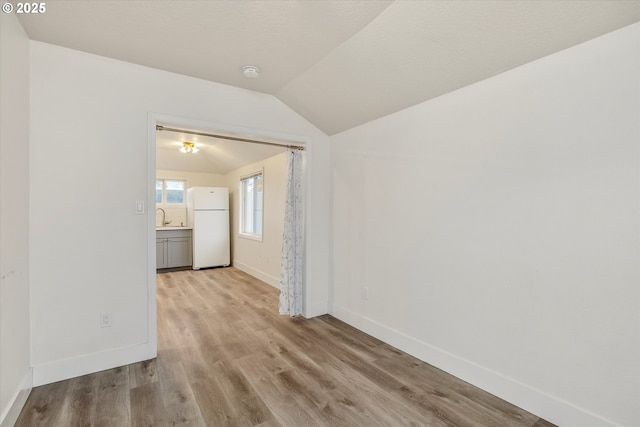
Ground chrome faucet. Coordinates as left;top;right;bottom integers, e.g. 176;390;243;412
156;207;171;227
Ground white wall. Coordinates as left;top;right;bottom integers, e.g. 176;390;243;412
0;13;32;427
330;23;639;427
155;169;225;226
225;152;287;287
29;41;331;386
156;169;225;188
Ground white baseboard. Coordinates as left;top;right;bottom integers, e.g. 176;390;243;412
0;370;32;427
32;342;153;387
329;303;617;427
233;260;280;288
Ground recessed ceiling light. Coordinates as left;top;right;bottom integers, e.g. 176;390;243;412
242;65;261;79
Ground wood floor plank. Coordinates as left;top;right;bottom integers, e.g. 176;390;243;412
157;360;206;427
56;374;98;427
373;354;540;426
248;374;323;427
212;360;276;426
231;349;294;381
191;376;239;426
96;365;129;391
318;354;447;426
95;384;130;427
532;419;560;427
257;328;337;392
15;267;556;427
129;358;158;389
14;379;69;427
130;382;170;427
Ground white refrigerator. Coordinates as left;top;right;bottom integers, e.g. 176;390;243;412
187;187;230;270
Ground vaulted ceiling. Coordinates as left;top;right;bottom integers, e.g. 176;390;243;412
17;0;640;171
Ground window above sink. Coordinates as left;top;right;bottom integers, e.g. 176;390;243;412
156;179;185;205
156;179;187;227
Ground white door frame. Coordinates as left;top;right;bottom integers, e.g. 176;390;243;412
146;113;311;357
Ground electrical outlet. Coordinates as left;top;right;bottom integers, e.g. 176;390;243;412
100;312;112;328
363;287;369;300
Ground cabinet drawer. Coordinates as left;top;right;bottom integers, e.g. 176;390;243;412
156;229;192;239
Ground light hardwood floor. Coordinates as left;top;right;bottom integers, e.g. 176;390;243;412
16;267;556;426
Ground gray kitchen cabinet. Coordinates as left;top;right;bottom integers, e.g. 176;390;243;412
167;238;192;268
156;238;168;269
156;229;192;269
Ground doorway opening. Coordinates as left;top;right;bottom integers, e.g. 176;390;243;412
146;113;309;355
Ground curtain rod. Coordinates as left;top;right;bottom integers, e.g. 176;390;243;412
156;125;305;151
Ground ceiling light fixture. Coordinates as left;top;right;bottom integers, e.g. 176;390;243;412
242;65;260;78
179;141;199;154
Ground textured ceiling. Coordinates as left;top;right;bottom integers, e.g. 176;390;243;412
277;0;640;134
17;0;640;138
17;0;392;95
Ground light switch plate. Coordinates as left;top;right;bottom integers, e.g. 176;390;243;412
135;200;145;214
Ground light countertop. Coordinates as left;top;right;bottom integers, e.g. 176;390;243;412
156;226;193;231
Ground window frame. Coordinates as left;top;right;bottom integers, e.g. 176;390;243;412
238;170;264;242
155;178;187;206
